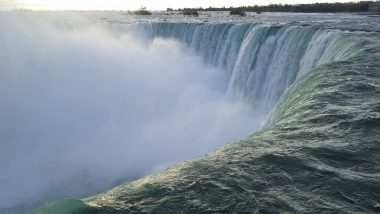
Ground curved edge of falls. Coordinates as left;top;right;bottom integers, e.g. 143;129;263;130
35;44;380;214
33;22;380;213
113;22;361;115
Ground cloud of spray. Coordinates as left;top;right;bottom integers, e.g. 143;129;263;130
0;12;261;212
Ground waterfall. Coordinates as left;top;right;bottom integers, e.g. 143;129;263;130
112;22;360;114
0;14;364;213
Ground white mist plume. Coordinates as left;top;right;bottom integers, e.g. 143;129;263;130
0;13;259;211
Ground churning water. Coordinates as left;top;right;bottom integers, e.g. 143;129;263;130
0;11;379;213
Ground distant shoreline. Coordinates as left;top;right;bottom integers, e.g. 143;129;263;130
172;1;380;14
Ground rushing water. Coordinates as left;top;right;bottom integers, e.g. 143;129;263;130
113;22;360;114
0;11;379;213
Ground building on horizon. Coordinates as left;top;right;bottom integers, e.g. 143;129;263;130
369;1;380;12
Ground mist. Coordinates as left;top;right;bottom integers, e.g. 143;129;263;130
0;13;261;212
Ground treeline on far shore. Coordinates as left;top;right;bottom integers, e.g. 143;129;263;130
178;1;376;13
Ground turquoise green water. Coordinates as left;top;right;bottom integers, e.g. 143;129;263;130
35;24;380;213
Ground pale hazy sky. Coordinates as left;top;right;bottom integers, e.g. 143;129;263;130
1;0;361;10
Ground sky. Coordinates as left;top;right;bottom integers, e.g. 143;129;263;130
1;0;360;10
